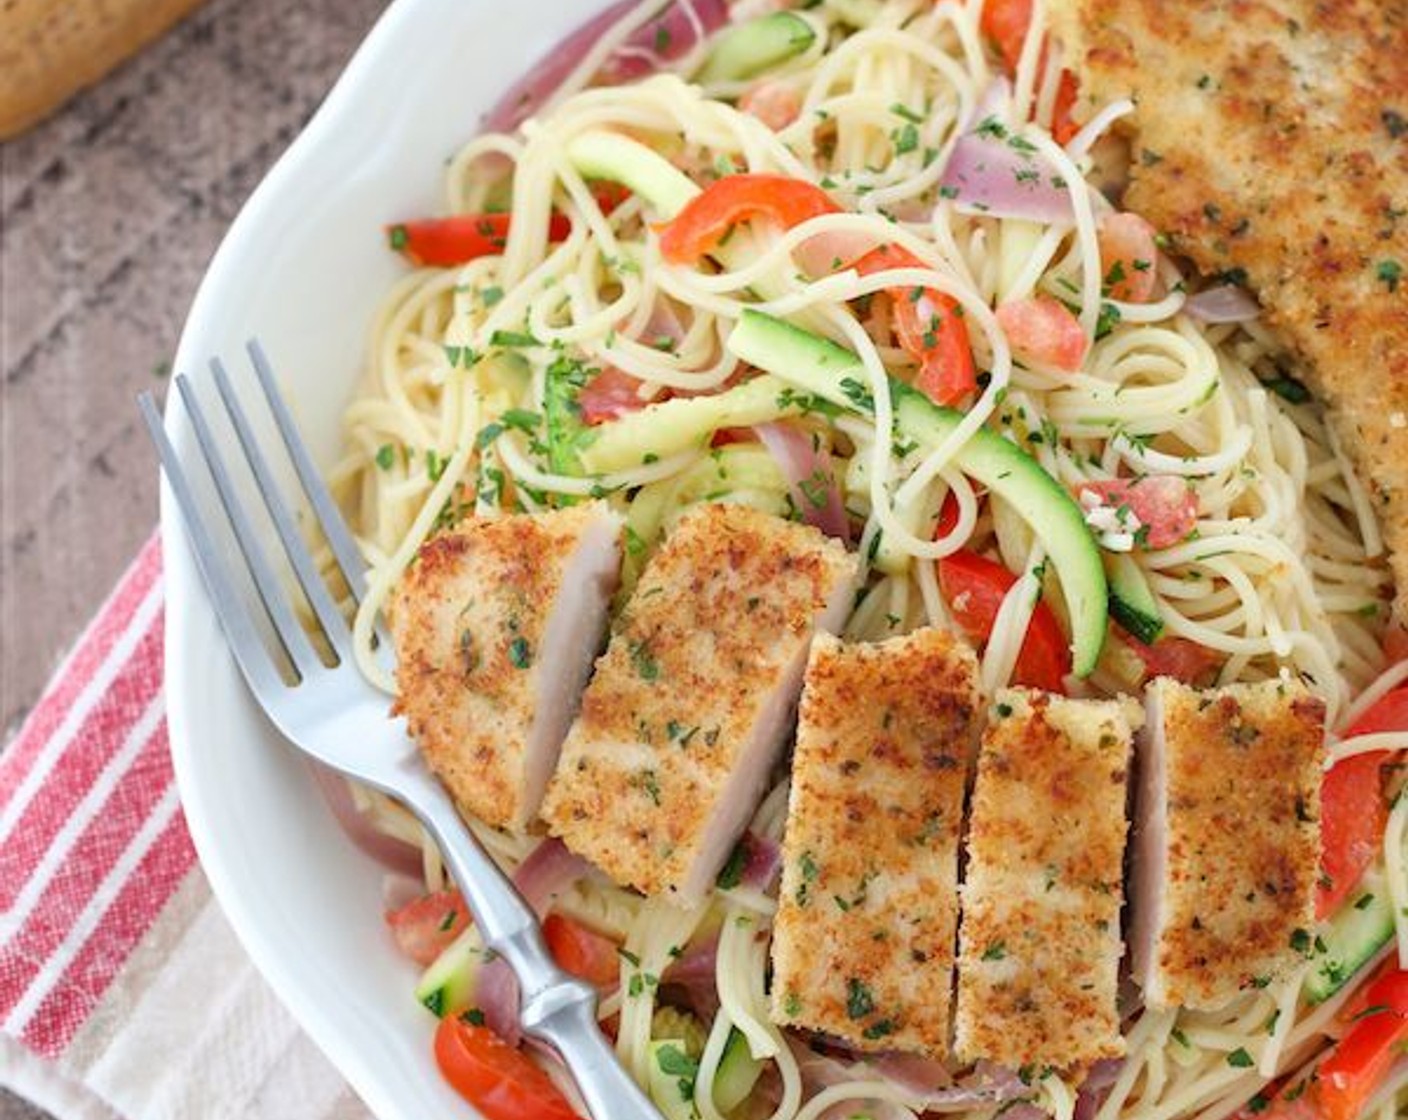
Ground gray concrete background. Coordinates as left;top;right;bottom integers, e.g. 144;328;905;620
1;0;386;1112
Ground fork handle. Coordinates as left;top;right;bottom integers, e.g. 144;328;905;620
405;773;662;1120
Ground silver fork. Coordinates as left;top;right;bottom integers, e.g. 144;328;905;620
139;341;661;1120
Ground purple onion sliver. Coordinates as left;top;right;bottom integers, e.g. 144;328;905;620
754;421;850;542
482;0;639;134
312;765;423;878
866;1050;956;1095
1073;1058;1123;1120
739;830;783;891
1182;284;1260;324
938;129;1074;225
512;836;590;915
473;955;521;1044
660;932;721;1018
467;838;585;1045
598;0;731;84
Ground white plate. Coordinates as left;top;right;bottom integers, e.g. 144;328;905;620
161;1;614;1116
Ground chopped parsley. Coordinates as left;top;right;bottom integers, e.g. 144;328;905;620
716;841;747;890
845;977;875;1020
1226;1048;1255;1069
838;376;875;412
1263;374;1311;404
508;636;533;669
654;1043;698;1103
375;443;396;470
629;638;661;681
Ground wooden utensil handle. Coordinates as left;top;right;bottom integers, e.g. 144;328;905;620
0;0;207;140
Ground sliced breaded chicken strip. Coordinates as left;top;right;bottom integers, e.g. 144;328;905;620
770;629;981;1057
1049;0;1408;620
955;689;1139;1073
541;503;857;905
1130;677;1325;1011
389;503;622;832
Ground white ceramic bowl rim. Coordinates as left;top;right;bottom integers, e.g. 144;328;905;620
162;2;616;1116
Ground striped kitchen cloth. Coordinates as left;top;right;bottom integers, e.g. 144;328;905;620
0;535;373;1120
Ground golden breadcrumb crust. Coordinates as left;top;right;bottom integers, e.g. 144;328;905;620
389;503;613;830
1049;0;1408;621
770;629;981;1057
1144;677;1325;1010
955;689;1140;1074
541;503;856;901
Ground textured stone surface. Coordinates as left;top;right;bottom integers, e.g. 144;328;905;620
0;0;385;739
0;0;385;1110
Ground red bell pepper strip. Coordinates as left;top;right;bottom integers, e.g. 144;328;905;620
1317;687;1408;917
937;549;1070;692
979;0;1081;144
1312;966;1408;1120
386;211;574;267
657;173;841;263
853;245;977;406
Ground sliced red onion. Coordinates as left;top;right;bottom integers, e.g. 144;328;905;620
483;0;729;134
312;765;423;878
1073;1059;1123;1120
482;0;637;133
512;836;590;914
474;953;522;1043
663;933;719;987
661;932;721;1018
866;1051;955;1095
1183;284;1260;324
939;79;1073;225
738;829;782;891
939;125;1074;224
754;421;850;541
637;296;688;351
473;839;589;1044
788;1041;916;1120
598;0;731;84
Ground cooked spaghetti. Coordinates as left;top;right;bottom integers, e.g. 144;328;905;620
322;0;1408;1116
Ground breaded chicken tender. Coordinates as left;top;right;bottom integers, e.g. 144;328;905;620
1050;0;1408;620
1130;677;1325;1011
390;503;622;831
955;689;1139;1073
542;503;857;904
771;629;981;1057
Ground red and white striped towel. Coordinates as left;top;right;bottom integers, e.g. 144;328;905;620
0;536;373;1120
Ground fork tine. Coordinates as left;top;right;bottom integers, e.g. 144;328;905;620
211;357;351;658
139;391;297;695
245;340;370;605
171;375;325;681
